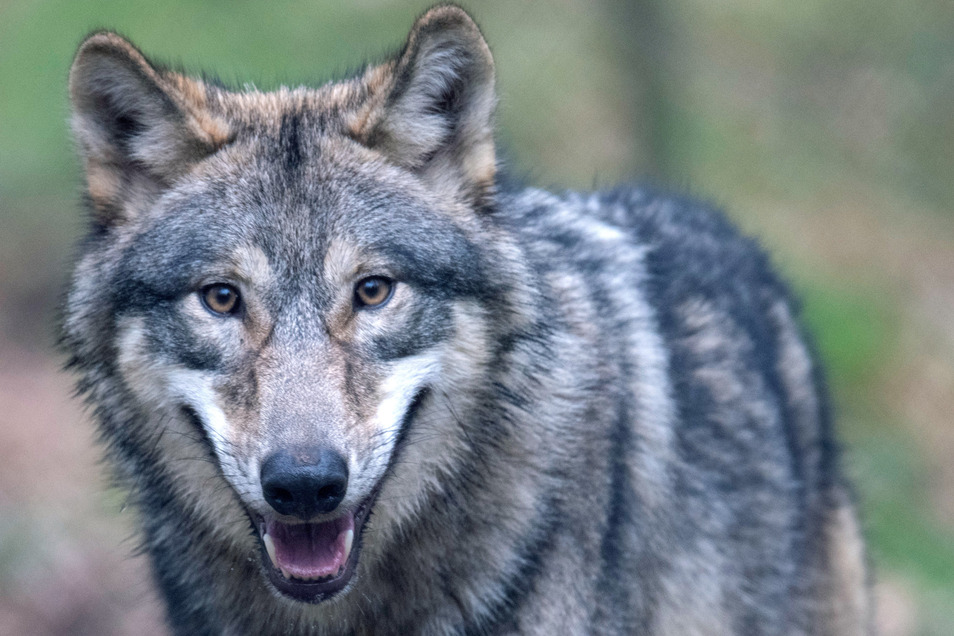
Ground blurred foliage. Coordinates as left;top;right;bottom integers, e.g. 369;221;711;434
1;0;953;633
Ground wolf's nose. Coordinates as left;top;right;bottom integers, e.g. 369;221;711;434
260;447;349;519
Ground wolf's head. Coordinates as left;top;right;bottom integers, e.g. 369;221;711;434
64;6;528;604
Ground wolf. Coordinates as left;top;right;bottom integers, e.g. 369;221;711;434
62;5;870;635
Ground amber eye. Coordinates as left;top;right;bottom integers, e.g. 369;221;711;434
200;284;241;316
354;276;394;308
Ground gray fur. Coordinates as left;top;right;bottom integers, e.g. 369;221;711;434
62;6;870;635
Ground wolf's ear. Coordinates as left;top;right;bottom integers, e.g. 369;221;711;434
69;33;231;224
353;6;496;206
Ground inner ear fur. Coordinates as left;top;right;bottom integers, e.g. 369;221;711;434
69;32;231;224
351;6;497;206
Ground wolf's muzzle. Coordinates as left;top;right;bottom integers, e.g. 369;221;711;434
260;447;348;519
253;446;372;602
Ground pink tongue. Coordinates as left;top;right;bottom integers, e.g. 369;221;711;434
266;514;354;580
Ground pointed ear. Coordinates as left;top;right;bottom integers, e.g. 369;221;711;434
353;6;496;206
68;32;232;224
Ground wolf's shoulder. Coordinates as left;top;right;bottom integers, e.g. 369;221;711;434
501;184;788;300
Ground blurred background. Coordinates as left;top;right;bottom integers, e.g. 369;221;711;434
1;0;953;633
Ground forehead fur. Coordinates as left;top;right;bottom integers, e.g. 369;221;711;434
202;64;387;141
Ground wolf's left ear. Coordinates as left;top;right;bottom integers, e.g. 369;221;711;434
353;6;496;206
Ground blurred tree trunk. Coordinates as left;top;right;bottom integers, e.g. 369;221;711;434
604;0;676;180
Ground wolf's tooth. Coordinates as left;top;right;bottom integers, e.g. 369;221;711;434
343;528;354;561
263;532;278;569
280;566;291;580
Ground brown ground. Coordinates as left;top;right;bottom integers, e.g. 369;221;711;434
0;343;167;636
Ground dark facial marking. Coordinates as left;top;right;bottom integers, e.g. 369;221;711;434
370;300;451;361
143;305;224;371
279;111;305;173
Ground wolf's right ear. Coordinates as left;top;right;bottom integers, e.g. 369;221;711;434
69;33;231;225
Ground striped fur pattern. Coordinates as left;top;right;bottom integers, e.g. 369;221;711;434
61;5;870;634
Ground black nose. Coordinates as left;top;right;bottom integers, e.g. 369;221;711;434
260;447;349;519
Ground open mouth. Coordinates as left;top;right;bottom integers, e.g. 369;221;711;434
253;494;377;603
246;390;429;603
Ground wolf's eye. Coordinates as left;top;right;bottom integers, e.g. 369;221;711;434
354;276;394;308
200;284;242;316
